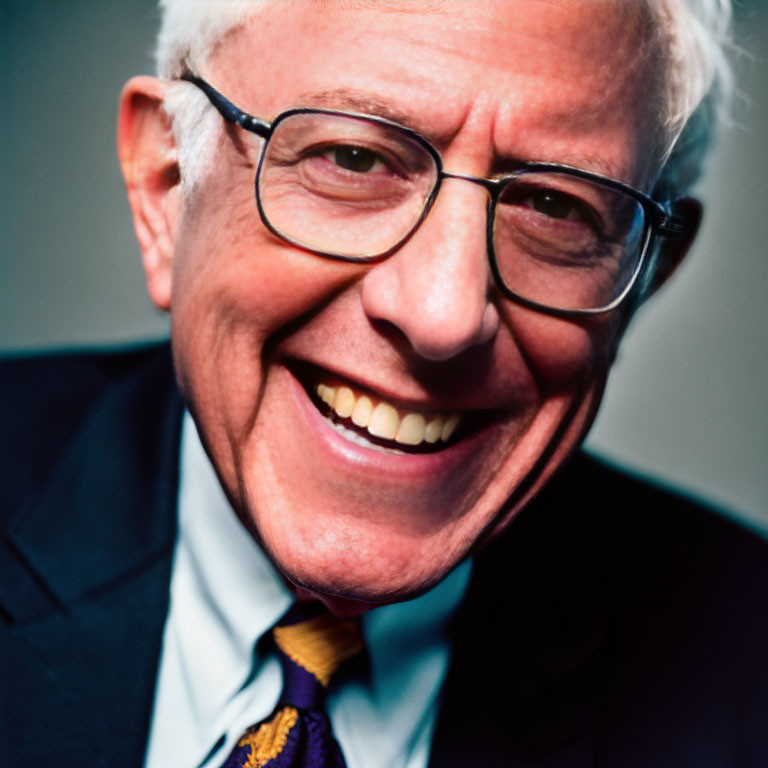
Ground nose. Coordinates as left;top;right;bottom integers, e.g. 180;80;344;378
360;178;500;362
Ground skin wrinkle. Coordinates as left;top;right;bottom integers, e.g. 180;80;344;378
475;375;606;555
197;6;662;182
159;0;731;198
122;1;695;614
288;86;635;182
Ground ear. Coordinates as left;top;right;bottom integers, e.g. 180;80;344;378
117;76;182;312
646;196;703;296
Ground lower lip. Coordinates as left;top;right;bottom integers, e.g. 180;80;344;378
284;365;498;482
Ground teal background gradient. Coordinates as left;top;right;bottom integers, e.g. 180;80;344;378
2;1;766;531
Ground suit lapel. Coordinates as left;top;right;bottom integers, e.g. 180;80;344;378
2;349;182;767
3;348;609;766
429;464;608;768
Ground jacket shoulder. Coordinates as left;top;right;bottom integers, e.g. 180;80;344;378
437;453;768;764
472;449;768;626
564;450;767;569
516;450;768;619
0;342;173;517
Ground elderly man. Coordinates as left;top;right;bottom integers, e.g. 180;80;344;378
2;1;767;766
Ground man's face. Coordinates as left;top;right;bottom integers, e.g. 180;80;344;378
163;0;663;604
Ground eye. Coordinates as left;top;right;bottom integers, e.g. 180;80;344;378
330;145;382;173
526;189;586;221
500;181;602;230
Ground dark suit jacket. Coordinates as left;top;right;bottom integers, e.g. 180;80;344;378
2;344;767;767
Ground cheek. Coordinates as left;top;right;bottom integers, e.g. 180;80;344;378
504;305;618;393
168;185;368;468
172;175;367;342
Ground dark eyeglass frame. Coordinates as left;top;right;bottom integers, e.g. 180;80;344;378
181;74;685;319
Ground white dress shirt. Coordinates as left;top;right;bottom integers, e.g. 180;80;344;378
144;412;471;768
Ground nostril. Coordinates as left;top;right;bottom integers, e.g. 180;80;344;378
366;316;412;349
361;271;499;361
405;288;500;361
410;321;495;361
383;305;494;362
366;310;498;363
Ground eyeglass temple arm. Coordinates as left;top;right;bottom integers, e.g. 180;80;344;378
180;74;271;138
655;212;686;239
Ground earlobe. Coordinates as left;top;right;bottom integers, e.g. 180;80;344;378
647;196;703;296
117;76;181;312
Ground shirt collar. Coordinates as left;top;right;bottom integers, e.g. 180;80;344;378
175;411;294;722
177;410;471;746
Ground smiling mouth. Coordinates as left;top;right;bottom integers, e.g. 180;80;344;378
296;367;496;455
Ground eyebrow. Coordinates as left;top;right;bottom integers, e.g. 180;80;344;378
292;87;458;145
291;88;631;183
495;153;628;182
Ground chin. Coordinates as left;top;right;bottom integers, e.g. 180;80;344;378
257;514;463;607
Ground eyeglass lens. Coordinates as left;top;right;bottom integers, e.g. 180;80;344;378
257;111;648;312
493;172;646;312
259;112;437;258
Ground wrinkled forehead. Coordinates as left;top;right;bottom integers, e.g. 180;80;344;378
206;0;667;182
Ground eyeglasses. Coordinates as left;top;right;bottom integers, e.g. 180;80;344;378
181;74;684;317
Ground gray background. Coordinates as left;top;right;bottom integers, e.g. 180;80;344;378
2;1;766;532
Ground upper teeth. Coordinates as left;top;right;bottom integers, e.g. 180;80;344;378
315;383;461;447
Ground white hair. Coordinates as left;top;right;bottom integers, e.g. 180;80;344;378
156;0;733;198
649;0;734;194
156;0;268;192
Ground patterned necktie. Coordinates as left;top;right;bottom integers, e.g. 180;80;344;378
220;604;363;768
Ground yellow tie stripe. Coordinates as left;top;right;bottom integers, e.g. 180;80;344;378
273;614;363;686
236;707;299;768
229;612;362;767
